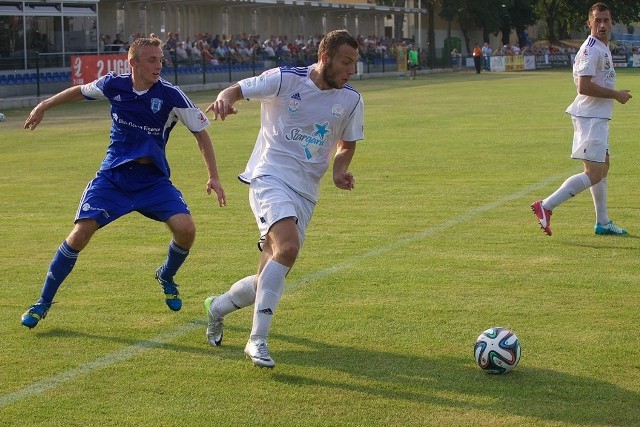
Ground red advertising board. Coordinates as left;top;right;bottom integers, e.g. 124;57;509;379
70;54;130;85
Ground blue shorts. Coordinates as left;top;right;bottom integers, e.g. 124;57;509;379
75;162;190;227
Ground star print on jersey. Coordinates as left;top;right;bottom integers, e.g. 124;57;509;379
314;122;330;138
285;121;331;160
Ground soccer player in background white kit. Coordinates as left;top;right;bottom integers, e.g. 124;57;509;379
531;2;631;236
203;29;365;368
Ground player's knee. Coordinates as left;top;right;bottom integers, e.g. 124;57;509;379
67;220;98;250
275;241;300;264
174;224;196;247
586;170;605;185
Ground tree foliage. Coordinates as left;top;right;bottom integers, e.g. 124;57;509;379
439;0;537;51
375;0;407;42
377;0;640;47
537;0;640;43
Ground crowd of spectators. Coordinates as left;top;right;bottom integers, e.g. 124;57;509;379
99;31;330;66
92;29;640;71
611;43;639;55
151;32;323;66
99;30;425;67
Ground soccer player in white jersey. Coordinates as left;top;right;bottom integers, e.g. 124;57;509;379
20;37;226;329
531;2;631;236
203;29;365;368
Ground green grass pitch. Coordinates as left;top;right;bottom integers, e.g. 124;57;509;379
0;69;639;426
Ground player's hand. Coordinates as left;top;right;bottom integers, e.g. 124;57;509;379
24;105;45;130
333;171;355;190
205;99;237;121
616;89;632;104
207;179;227;207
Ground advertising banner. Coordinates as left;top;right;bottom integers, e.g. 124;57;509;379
71;54;130;86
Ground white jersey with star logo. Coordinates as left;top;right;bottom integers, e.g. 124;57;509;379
238;65;364;203
566;35;616;120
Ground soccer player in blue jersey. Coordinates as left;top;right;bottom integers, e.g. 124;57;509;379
21;37;226;329
203;29;365;368
531;2;631;236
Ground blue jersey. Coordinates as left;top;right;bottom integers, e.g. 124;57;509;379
80;72;210;177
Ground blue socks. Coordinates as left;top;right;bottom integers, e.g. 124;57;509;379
38;241;80;305
158;240;189;280
36;240;189;305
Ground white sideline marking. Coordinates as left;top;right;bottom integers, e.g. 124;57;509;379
0;324;199;408
1;173;566;408
289;172;570;290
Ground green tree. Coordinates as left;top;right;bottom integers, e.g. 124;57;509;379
439;0;537;52
537;0;640;44
376;0;407;42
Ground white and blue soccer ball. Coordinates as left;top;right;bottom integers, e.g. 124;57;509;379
474;327;521;374
0;113;5;122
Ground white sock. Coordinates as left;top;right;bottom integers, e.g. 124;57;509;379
590;178;609;225
212;275;256;318
543;172;592;211
250;260;289;341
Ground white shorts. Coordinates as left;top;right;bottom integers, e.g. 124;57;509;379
248;175;315;250
570;116;609;163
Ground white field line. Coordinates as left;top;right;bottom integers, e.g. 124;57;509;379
0;173;566;408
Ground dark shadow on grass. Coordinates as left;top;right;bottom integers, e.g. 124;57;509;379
268;333;639;427
556;235;640;249
34;323;640;426
36;321;222;357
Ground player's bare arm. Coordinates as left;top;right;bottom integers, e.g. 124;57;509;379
194;129;226;207
577;76;632;104
24;85;86;130
205;83;243;121
333;140;356;190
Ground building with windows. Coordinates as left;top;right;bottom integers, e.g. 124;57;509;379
1;0;442;72
0;1;99;70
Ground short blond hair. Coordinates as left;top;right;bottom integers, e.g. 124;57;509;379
128;37;162;61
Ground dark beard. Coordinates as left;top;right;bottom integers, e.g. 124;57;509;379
321;60;343;89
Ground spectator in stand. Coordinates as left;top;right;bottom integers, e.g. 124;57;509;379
165;32;177;52
288;42;299;63
238;43;253;63
103;34;112;52
211;34;221;50
280;41;291;61
191;41;202;63
112;33;124;52
202;42;217;64
214;42;228;63
175;41;191;64
263;41;276;59
225;40;243;64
